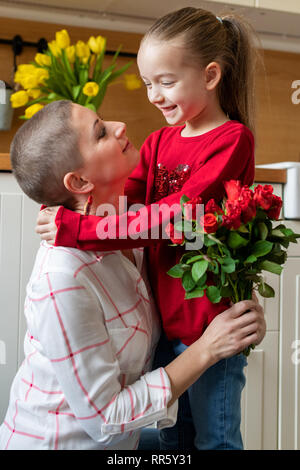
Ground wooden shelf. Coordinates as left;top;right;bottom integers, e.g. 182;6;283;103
254;168;287;184
0;153;11;171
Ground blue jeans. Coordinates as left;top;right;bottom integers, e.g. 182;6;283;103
138;333;248;450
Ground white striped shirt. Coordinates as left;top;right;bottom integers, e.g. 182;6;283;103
0;242;177;450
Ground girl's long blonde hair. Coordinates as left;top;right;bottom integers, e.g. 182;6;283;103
143;7;263;137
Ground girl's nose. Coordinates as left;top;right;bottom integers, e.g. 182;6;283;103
149;87;164;104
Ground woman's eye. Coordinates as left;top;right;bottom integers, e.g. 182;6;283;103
97;126;106;140
162;82;173;86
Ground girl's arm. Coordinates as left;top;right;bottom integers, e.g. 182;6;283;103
36;128;254;250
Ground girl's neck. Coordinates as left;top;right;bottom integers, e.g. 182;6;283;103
182;101;230;137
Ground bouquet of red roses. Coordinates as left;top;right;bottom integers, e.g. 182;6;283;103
166;181;300;355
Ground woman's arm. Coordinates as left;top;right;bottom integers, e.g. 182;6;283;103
36;128;254;250
33;269;262;444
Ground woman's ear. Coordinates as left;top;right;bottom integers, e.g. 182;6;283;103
63;172;94;195
205;61;222;91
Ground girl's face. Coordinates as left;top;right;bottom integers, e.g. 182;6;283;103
137;38;211;127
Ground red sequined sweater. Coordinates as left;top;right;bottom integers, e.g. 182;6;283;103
55;121;255;345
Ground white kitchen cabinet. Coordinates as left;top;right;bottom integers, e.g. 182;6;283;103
241;181;300;449
209;0;255;5
278;255;300;449
0;173;40;423
257;0;300;15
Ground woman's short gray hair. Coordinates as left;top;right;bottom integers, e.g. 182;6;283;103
10;100;83;207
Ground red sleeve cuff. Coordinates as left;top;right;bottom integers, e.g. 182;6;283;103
54;206;81;248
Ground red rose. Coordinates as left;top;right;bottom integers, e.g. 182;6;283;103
222;200;242;229
224;180;242;201
183;196;203;221
241;199;256;223
253;184;273;210
239;187;256;223
267;194;282;220
205;198;224;215
200;213;219;233
165;222;185;244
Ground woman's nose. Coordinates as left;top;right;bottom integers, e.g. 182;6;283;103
113;122;126;139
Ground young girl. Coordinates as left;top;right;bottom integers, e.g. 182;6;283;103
36;7;263;449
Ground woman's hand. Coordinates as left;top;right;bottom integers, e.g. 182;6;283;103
200;295;265;366
35;206;61;245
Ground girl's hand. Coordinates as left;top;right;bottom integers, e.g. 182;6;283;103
200;298;265;366
35;206;61;245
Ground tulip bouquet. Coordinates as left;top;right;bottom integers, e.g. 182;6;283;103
10;29;141;119
166;181;300;355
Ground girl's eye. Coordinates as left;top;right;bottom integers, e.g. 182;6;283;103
143;82;151;88
162;82;174;86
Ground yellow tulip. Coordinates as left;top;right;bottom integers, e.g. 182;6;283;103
25;103;44;119
88;35;105;54
35;68;49;85
20;73;39;90
17;64;36;74
75;40;90;62
14;70;24;85
27;88;41;99
83;82;99;97
35;53;51;67
65;45;75;63
14;65;36;84
10;90;29;108
124;74;142;91
56;29;70;49
48;40;61;57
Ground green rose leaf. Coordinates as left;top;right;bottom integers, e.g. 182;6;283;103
258;222;269;240
260;260;283;275
191;259;209;282
180;195;190;212
182;270;196;292
252;240;273;258
186;255;203;265
245;254;257;264
258;282;275;298
221;258;236;273
227;231;249;249
185;287;205;300
206;285;222;303
167;264;185;278
196;273;207;287
220;285;233;297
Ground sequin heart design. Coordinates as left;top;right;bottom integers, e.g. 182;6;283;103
153;163;191;202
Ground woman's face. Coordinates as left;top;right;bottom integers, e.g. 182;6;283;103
71;104;140;187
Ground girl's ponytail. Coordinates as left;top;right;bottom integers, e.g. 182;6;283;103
218;14;261;137
143;7;263;137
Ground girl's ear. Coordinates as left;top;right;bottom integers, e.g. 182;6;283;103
63;172;94;195
205;61;222;91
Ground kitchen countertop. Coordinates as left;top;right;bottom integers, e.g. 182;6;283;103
0;152;287;183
